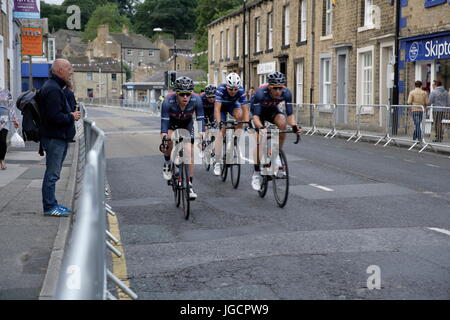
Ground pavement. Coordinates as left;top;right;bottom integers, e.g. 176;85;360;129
0;139;78;300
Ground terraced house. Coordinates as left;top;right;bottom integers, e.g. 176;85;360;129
208;0;400;109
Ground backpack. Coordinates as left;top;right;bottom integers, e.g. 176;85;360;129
16;90;42;143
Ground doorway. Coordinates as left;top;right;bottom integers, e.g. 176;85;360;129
336;52;348;124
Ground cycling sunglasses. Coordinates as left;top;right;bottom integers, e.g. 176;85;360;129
177;92;192;97
269;86;285;91
226;86;239;92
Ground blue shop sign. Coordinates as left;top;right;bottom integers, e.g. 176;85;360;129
405;35;450;62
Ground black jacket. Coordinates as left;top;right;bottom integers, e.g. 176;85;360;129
39;74;75;141
63;88;77;112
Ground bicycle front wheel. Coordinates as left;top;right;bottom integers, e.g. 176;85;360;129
172;164;181;207
273;150;289;208
182;164;191;220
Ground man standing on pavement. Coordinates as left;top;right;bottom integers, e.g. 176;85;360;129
39;59;81;217
407;80;428;141
428;80;449;142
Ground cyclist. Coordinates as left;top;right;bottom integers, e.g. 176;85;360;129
200;84;216;125
213;73;250;175
250;71;301;191
160;76;205;200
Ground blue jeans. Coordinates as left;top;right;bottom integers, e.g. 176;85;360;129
41;137;68;211
412;111;423;141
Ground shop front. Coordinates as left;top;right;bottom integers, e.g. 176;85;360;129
402;31;450;94
257;61;276;86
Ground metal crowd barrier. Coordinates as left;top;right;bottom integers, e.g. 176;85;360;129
419;106;450;153
79;97;161;116
55;104;138;300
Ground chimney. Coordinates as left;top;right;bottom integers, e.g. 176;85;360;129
122;24;129;36
97;24;109;41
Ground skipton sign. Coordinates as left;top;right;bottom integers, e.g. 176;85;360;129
406;35;450;62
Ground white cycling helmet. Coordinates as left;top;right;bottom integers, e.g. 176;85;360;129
226;73;241;88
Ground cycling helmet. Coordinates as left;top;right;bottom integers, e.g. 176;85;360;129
267;72;286;86
175;76;194;92
226;73;241;88
204;84;216;97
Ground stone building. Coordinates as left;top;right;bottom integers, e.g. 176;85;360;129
208;0;398;110
69;56;125;100
398;1;450;103
86;25;161;71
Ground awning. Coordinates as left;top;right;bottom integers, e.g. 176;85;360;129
21;63;52;78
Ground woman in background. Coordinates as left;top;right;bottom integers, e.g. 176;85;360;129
0;89;19;169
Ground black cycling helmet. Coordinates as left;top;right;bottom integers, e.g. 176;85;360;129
204;84;216;97
175;76;194;92
267;72;286;86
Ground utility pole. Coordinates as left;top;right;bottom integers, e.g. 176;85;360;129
29;56;33;90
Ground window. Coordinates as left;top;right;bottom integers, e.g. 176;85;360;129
296;61;304;104
244;23;249;55
112;73;117;81
211;35;215;61
323;0;333;36
149;50;154;57
48;38;56;62
235;26;240;57
222;70;227;83
283;5;290;46
320;58;332;104
1;0;6;14
226;29;230;58
87;88;94;98
267;12;273;50
361;51;373;105
299;0;307;42
139;50;144;57
214;70;219;85
220;31;224;59
127;49;132;55
87;72;93;81
255;17;261;52
364;0;374;27
259;74;268;86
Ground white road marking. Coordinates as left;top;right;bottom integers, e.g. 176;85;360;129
425;164;440;168
404;159;416;163
427;228;450;236
309;184;334;192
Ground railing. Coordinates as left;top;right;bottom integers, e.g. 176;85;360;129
291;103;450;153
55;103;138;300
78;97;161;116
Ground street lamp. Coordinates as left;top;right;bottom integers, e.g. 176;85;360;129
153;27;177;72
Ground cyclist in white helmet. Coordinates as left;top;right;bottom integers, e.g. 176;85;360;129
213;72;250;175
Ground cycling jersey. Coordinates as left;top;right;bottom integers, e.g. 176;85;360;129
161;93;205;134
200;93;215;124
215;84;249;122
251;84;293;123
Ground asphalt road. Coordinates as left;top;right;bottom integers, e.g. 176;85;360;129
89;106;450;300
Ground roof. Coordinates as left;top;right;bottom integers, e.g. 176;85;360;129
70;57;123;73
207;0;264;28
63;43;87;56
110;33;158;50
159;39;195;51
52;29;83;52
51;29;83;38
143;70;206;83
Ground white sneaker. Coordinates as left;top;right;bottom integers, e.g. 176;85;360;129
213;163;221;176
189;183;197;200
163;163;172;180
251;172;263;191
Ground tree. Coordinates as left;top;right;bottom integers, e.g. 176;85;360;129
40;1;67;32
83;3;133;41
193;0;242;72
107;0;139;20
62;0;109;31
134;0;197;39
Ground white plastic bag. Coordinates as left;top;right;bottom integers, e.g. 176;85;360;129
10;130;25;148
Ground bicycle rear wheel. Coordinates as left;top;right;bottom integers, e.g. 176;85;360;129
258;175;269;198
273;150;289;208
182;164;190;220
